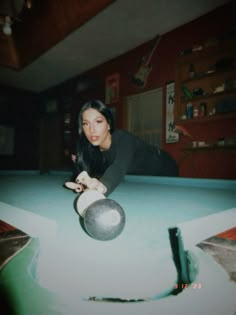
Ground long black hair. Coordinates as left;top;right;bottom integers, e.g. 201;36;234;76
76;100;114;178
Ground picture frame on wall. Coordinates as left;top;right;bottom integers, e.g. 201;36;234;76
105;73;120;105
165;81;179;143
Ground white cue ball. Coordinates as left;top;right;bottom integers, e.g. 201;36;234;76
76;189;105;217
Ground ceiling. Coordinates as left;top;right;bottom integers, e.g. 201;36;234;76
0;0;231;93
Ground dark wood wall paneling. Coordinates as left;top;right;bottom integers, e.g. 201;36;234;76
0;86;40;169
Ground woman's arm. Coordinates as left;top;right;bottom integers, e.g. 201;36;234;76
99;131;136;195
65;171;107;194
66;132;136;196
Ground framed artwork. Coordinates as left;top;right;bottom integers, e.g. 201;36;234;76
0;125;15;155
105;73;120;104
165;81;179;143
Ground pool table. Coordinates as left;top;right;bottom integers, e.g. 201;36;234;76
0;171;235;315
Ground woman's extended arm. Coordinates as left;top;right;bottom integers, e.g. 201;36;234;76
99;131;136;195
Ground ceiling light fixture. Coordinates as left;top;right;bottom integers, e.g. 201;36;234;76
2;16;12;35
25;0;32;9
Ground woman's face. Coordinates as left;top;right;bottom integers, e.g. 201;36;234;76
82;108;111;150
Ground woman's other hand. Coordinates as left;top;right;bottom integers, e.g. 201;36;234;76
76;171;107;194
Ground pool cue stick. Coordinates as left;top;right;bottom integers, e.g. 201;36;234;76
168;227;198;295
82;227;198;303
83;210;236;302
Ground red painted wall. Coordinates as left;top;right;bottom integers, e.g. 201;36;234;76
72;1;236;179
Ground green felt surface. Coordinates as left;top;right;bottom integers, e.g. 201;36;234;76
0;238;65;315
0;173;235;261
0;172;235;315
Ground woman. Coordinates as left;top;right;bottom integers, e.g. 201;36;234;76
65;100;178;196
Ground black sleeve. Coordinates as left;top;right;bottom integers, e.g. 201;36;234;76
99;133;135;196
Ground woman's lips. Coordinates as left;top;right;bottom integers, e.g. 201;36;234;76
90;136;99;142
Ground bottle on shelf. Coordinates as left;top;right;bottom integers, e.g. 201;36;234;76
199;102;207;117
189;63;195;79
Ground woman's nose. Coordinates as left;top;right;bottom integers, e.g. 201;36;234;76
89;123;95;133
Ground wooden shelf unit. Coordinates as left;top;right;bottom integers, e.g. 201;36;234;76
175;38;236;121
175;37;236;173
175;112;236;125
183;144;236;152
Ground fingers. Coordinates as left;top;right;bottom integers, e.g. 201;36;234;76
88;178;107;194
65;182;79;190
75;171;107;194
96;183;107;194
75;186;83;192
76;171;91;185
64;182;84;192
88;178;99;189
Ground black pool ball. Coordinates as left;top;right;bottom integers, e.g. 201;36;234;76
84;199;126;241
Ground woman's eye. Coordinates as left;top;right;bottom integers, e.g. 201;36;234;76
96;120;103;124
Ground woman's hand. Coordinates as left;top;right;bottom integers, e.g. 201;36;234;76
76;171;107;194
64;182;85;193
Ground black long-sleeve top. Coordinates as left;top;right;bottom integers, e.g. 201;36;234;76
99;130;178;196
